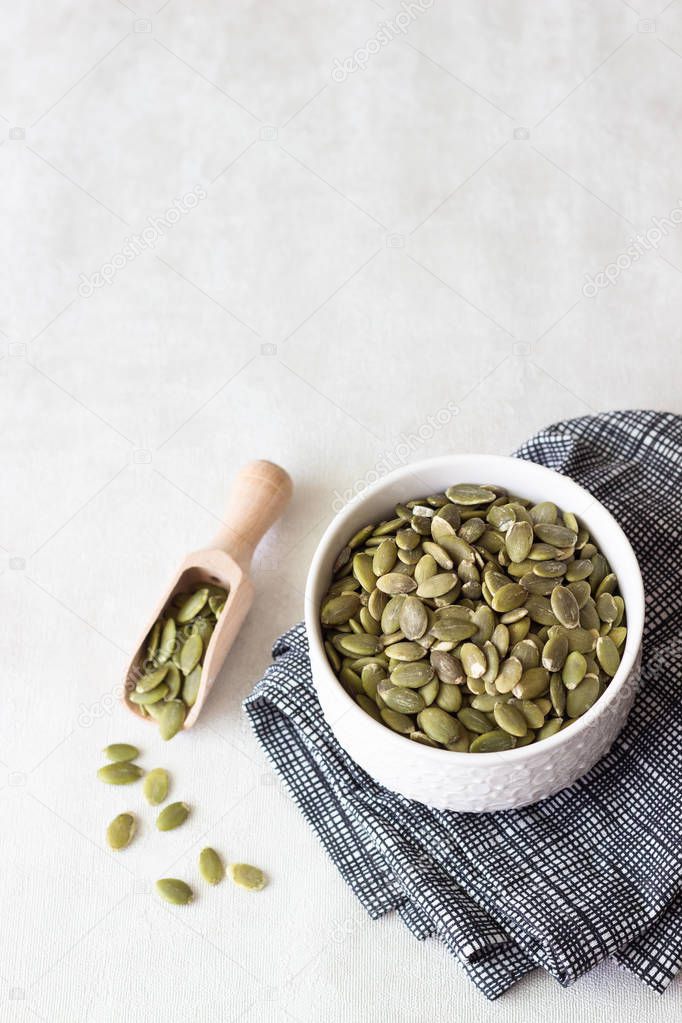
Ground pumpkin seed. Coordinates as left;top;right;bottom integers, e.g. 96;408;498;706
445;484;496;505
435;683;462;713
399;596;428;640
321;593;361;626
380;708;414;733
136;665;170;693
176;588;209;623
596;635;621;677
199;847;225;885
390;661;434;688
493;702;527;737
506;521;533;563
460;643;486;678
566;676;600;717
103;743;139;763
97;762;144;785
182;665;202;707
155;878;193;905
376;573;417;595
230;864;267;892
382;685;425;714
157;618;176;665
417;706;460;744
143;767;169;806
158;700;186;741
156;801;190;831
106;812;136;850
470;730;516;752
550;586;580;629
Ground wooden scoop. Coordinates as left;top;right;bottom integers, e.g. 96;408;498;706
123;460;293;729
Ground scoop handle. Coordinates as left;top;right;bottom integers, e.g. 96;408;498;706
210;460;293;570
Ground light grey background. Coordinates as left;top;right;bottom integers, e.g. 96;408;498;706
1;1;680;1021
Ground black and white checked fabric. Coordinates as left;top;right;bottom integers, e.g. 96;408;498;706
244;410;682;999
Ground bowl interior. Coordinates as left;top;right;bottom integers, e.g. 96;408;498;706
305;454;645;759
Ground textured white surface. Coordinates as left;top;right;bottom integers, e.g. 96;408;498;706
0;2;681;1021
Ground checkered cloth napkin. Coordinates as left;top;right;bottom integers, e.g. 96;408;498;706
244;410;682;999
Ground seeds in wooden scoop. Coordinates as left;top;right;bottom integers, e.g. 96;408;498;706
320;484;626;752
130;585;228;737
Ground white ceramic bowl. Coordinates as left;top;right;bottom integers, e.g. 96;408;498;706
305;455;645;812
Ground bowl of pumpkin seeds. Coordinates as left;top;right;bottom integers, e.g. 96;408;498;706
305;455;644;812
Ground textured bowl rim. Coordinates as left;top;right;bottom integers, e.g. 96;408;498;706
304;453;645;765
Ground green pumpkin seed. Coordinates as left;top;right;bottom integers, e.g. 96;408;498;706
435;683;462;713
182;665;202;707
596;635;620;676
470;730;516;752
460;642;487;678
164;663;182;700
542;632;568;672
156;801;190;831
176;588;209;623
333;633;382;657
399;596;428;640
321;593;362;626
143;767;169;806
230;863;267;892
106;812;136;850
491;583;527;613
158;700;186;741
493;702;527;737
130;683;168;705
97;762;144;785
376;573;417;595
179;633;203;675
199;847;225;885
157;618;176;665
429;651;464;685
380;708;415;734
505;521;533;563
512;666;549;700
136;665;170;693
549;674;567;717
445;484;496;505
382;685;425;714
566;676;600;717
147;620;161;659
155;878;193;905
537;718;563;740
457;707;493;734
550;586;580;629
417;706;459;744
562;650;587;688
495;656;523;693
533;523;577;547
102;743;139;763
416;573;457;599
390;661;434;688
372;539;397;577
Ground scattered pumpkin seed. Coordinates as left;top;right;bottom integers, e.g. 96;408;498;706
155;878;193;905
230;863;267;892
106;812;136;850
199;847;225;885
156;801;190;831
102;743;139;763
97;762;144;785
143;767;169;806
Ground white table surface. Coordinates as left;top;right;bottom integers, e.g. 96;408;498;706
1;1;681;1020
